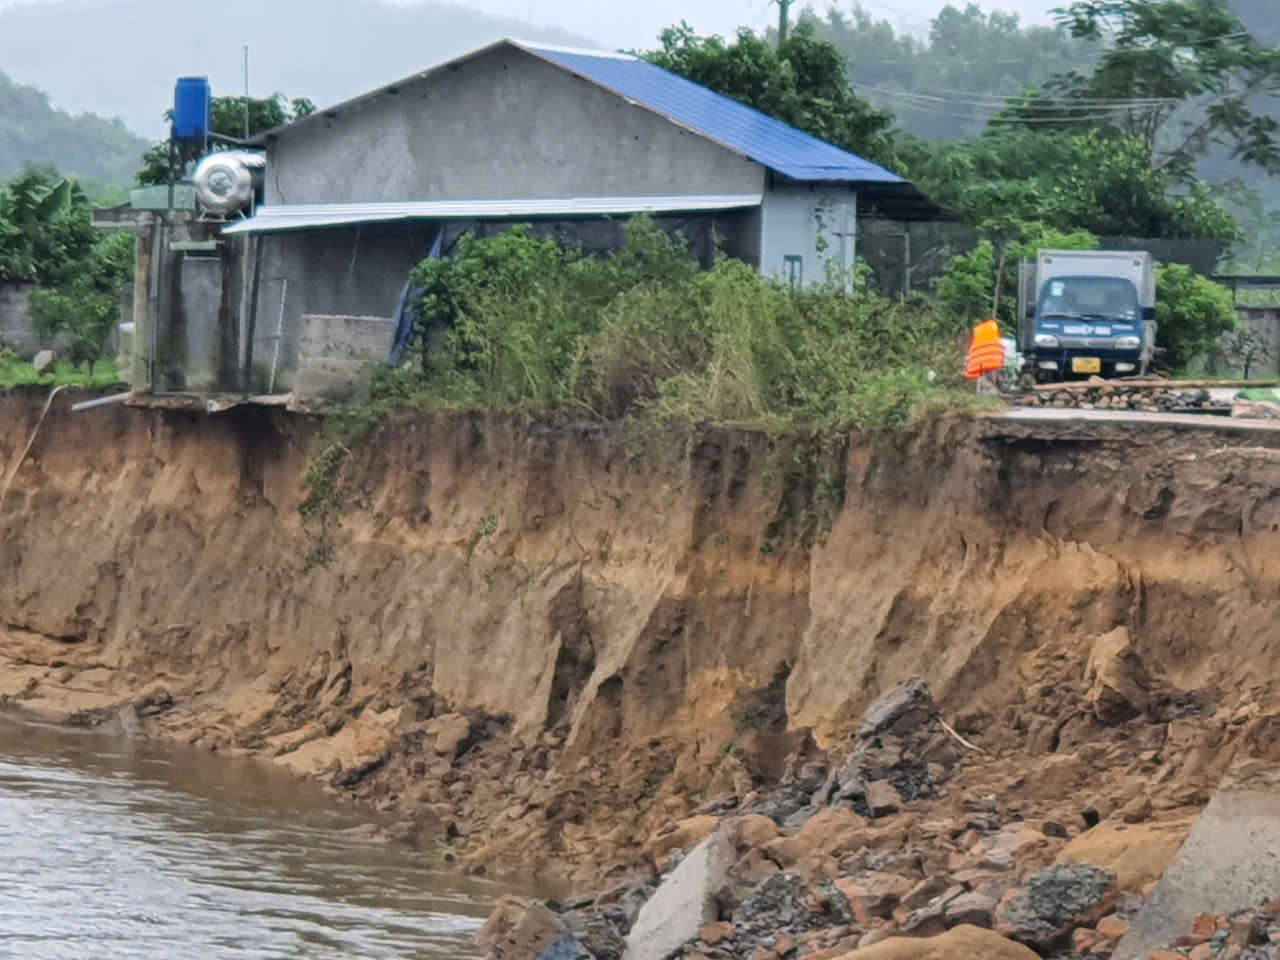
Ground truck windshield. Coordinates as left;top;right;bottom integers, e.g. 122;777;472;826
1039;277;1139;321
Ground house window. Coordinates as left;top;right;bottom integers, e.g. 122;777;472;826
783;255;804;289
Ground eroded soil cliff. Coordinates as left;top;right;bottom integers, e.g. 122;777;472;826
2;392;1279;896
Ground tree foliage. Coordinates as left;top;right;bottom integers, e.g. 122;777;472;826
905;128;1240;242
643;21;898;167
802;3;1094;139
29;228;133;371
0;165;133;369
1003;0;1280;178
0;166;96;285
136;92;316;186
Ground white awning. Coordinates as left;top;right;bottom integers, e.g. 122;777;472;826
222;194;763;235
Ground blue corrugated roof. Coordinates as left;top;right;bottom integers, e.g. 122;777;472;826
518;42;905;185
248;38;937;215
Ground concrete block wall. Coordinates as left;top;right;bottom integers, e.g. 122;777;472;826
0;283;41;358
1232;306;1280;377
294;313;395;403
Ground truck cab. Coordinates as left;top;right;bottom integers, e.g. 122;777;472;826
1019;250;1157;382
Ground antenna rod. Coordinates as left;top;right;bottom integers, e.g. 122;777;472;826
243;45;250;138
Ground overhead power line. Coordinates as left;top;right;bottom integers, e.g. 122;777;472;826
751;0;774;32
851;0;935;32
856;96;1134;123
855;88;1183;123
853;84;1181;108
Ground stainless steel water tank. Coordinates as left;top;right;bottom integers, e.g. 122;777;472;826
193;150;266;216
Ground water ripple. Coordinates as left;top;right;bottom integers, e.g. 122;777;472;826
0;717;512;959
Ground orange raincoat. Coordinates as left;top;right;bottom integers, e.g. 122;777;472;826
965;319;1005;380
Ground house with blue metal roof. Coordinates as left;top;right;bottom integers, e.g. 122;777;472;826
197;38;937;398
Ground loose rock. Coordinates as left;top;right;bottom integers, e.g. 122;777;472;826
536;933;593;960
945;892;997;930
478;897;569;960
1085;628;1150;725
816;679;960;818
996;863;1117;951
429;713;471;757
835;924;1040;959
835;873;914;921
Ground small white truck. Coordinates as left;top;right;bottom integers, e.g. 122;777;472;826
1017;249;1157;381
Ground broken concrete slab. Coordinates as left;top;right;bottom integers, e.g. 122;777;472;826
624;828;734;960
1114;789;1280;960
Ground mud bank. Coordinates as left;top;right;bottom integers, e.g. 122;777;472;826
2;392;1280;895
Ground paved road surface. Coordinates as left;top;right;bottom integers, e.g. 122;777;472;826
1001;407;1280;432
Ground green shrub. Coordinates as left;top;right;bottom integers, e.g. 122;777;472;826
1156;264;1239;370
394;218;978;433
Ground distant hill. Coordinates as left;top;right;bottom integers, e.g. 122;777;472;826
0;70;150;183
0;0;598;141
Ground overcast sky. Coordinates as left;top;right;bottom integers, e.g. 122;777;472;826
0;0;1056;50
0;0;1061;136
423;0;1054;45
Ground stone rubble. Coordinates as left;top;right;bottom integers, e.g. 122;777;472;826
1135;901;1280;960
1017;382;1232;413
474;678;1258;960
814;678;960;820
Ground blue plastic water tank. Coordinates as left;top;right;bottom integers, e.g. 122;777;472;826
173;77;212;141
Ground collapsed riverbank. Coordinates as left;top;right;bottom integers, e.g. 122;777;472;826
2;391;1280;953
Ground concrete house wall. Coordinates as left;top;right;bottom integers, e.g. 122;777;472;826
264;46;765;205
249;44;777;394
252;211;761;395
759;184;858;287
254;222;441;393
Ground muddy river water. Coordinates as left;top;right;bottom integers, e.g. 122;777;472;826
0;716;509;958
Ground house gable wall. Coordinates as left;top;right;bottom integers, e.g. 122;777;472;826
265;46;765;205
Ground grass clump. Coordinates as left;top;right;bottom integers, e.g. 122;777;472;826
1237;387;1279;402
401;217;977;433
0;350;123;389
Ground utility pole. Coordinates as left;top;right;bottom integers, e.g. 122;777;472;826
776;0;791;44
243;45;250;139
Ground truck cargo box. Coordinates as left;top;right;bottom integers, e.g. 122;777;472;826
1036;250;1155;307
